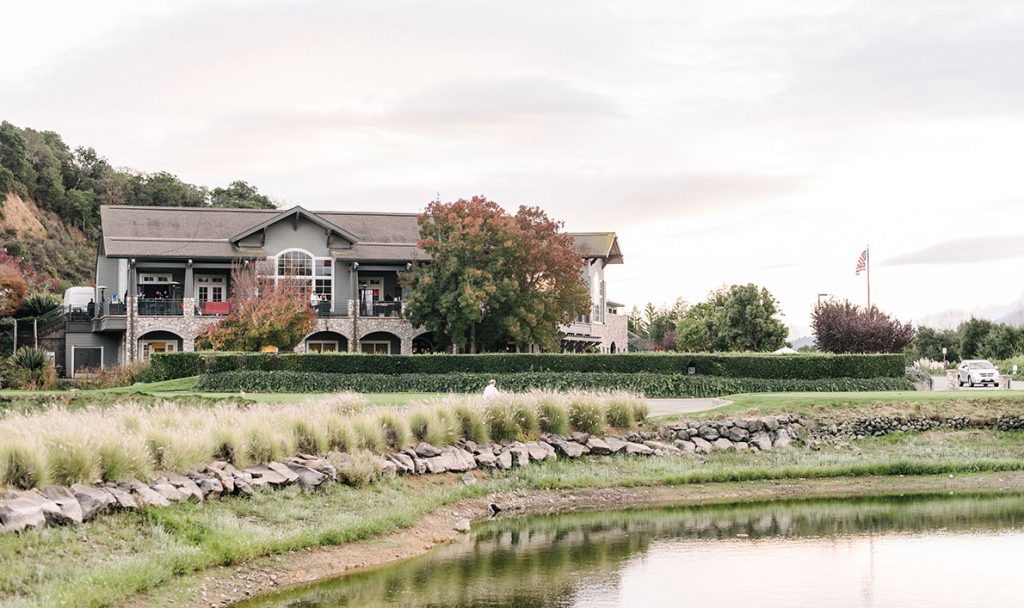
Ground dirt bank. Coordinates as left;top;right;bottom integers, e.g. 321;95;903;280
124;470;1024;608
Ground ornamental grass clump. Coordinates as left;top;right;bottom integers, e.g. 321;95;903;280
569;398;606;436
47;441;96;486
452;404;489;445
1;443;45;489
537;397;570;435
407;409;433;442
425;409;459;446
485;402;520;443
604;399;636;429
97;439;151;482
351;417;385;451
377;413;410;450
292;419;324;455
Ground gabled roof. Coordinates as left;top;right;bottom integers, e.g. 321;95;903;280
571;232;624;264
230;205;360;244
99;205;622;264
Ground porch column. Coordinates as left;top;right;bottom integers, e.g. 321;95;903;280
184;262;194;299
400;335;413;355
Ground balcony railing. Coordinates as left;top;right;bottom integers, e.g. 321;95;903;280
102;299;127;317
138;299;184;316
360;300;403;318
313;300;347;317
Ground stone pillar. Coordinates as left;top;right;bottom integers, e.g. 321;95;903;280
183;297;195;318
184;264;194;299
400;335;413;355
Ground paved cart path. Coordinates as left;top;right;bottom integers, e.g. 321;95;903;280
646;398;730;417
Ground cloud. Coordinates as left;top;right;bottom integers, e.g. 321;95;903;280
884;235;1024;266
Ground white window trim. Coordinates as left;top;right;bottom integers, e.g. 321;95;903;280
71;345;104;378
195;274;227;303
139;272;173;284
139;340;178;361
272;249;334;301
360;340;391;354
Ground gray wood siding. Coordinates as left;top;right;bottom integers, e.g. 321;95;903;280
95;255;120;302
334;262;353;311
65;331;121;373
263;217;334;257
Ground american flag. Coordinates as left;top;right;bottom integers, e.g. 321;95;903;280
855;249;867;275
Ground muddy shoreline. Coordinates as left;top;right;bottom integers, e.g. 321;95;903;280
122;470;1024;608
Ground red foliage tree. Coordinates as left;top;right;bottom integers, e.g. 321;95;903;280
197;261;316;351
0;261;28;316
811;300;915;354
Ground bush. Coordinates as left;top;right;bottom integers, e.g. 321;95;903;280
334;450;388;487
1;443;45;489
377;413;410;450
151;351;907;381
245;428;281;465
537;396;570;435
47;441;96;486
604;398;635;428
9;346;58;389
568;399;606;436
194;370;915;397
452;404;489;445
485;403;520;443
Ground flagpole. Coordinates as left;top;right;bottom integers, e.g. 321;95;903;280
866;245;871;311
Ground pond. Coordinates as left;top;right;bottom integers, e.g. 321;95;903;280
240;493;1024;607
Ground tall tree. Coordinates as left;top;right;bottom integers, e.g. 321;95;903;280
210;180;276;209
402;196;589;352
675;285;788;352
958;317;996;359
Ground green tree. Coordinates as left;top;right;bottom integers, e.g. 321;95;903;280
402;196;589;352
979;324;1024;360
912;326;960;363
675;284;787;352
210;180;276;209
958;318;996;359
628;298;688;348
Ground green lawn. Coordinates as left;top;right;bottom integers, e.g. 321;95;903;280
665;389;1024;420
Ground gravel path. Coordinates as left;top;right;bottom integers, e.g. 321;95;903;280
646;398;729;417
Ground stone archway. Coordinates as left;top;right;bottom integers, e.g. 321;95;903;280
411;333;437;354
138;330;184;361
304;330;350;353
359;331;402;355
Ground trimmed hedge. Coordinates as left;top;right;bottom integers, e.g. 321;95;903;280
152;352;907;381
193;370;914;398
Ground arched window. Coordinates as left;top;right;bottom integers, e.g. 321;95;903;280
277;251;312;277
272;250;333;307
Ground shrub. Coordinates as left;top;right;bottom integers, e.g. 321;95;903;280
245;428;280;464
485;402;519;443
47;441;96;486
334;450;387;487
407;410;433;442
194;370;914;397
69;362;150;390
812;300;915;354
97;440;150;482
428;409;459;446
604;399;635;428
322;418;357;453
1;443;45;489
9;346;58;389
154;351;908;381
569;399;606;436
537;397;569;435
513;403;540;438
377;413;410;450
351;417;385;451
19;292;60;317
292;420;324;455
452;404;489;444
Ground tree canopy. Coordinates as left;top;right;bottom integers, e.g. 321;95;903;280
401;196;589;352
674;284;788;352
628;298;687;350
811;300;915;354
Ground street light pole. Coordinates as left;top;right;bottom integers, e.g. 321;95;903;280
817;293;832;306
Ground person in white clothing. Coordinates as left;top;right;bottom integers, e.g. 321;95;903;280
309;291;321;308
482;379;499;399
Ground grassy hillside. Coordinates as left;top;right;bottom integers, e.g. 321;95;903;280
0;120;278;291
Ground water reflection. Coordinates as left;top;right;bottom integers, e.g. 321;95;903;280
241;493;1024;608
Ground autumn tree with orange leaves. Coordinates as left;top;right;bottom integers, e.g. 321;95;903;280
402;196;589;352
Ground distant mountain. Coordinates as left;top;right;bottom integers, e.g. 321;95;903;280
916;294;1024;329
790;336;816;350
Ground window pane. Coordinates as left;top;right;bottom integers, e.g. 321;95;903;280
277;251;312;276
315;259;332;277
315;279;332;299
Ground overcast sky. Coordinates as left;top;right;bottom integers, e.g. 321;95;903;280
3;0;1023;337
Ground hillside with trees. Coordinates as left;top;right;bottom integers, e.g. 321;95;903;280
0;121;277;297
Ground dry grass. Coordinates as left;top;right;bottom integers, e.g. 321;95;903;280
0;390;647;489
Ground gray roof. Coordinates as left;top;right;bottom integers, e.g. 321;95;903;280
100;205;620;263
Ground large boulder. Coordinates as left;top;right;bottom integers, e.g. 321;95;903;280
698;424;720;441
691;437;713;454
495;450;514;470
624;442;654;456
750;431;773;451
103;483;140;510
727;427;750;442
415;442;443;458
673;439;696;454
290;465;328;490
71;484;116;521
244;464;292;486
388;453;416;474
585;437;612;456
206;467;236;494
129;480;170;507
525;442;556;462
712;438;735;451
41;486;85;524
643;440;680;455
150;483;187;503
773;428;793;449
0;492;49;532
547;437;586;458
604;437;629;454
266;462;300;484
168;475;204;502
475;451;498;468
